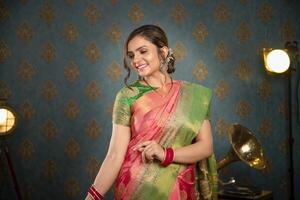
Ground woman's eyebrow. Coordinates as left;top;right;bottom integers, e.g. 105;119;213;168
128;45;147;53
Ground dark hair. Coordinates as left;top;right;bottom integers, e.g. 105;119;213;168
123;24;176;87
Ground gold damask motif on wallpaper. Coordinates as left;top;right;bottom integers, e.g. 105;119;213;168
41;80;58;102
214;2;230;23
86;80;102;101
20;100;35;120
17;21;34;42
65;0;75;6
281;22;295;41
152;0;161;5
215;41;230;63
214;80;230;101
64;177;80;198
85;42;101;64
40;1;55;24
171;3;186;23
42;160;57;180
235;22;251;43
20;0;28;4
215;118;231;139
195;0;205;5
128;4;144;23
173;42;187;62
192;23;208;43
236;100;251;118
111;0;118;5
0;80;12;99
64;100;80;120
107;61;122;82
240;0;248;5
85;4;101;25
86;119;102;139
279;138;288;155
42;119;58;140
234;60;251;81
19;138;35;160
0;40;10;63
258;80;271;101
107;24;122;43
258;3;273;23
41;42;56;63
259;118;272;138
278;99;288;119
0;0;9;22
63;24;79;43
192;60;208;82
17;60;37;81
86;157;101;177
65;138;80;159
64;61;80;83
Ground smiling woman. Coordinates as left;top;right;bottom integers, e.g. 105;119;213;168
124;25;175;90
85;24;218;200
127;36;166;78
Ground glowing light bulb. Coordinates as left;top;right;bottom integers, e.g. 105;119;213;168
266;49;290;73
0;109;8;125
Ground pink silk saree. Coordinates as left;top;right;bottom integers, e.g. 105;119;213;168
112;80;218;200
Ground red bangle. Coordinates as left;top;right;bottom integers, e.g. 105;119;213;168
88;185;104;200
161;147;174;167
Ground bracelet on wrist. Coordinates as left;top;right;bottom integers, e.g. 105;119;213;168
161;147;174;167
88;185;104;200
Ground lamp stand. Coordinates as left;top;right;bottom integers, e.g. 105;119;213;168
287;66;294;200
285;41;298;200
0;139;23;200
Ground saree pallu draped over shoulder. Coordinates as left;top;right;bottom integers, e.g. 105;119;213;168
113;81;218;200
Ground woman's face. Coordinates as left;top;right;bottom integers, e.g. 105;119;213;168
127;36;162;78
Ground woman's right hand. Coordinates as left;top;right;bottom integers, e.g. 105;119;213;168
134;140;165;163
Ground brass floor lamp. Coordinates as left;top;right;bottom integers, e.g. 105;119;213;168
263;41;299;200
0;99;23;200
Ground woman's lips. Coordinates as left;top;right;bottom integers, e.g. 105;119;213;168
136;64;147;70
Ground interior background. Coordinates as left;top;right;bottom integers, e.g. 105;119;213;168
0;0;300;199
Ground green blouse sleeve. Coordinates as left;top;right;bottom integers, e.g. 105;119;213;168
112;89;131;126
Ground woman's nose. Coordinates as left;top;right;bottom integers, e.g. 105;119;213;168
133;54;141;64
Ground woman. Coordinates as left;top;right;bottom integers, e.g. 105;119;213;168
86;24;218;200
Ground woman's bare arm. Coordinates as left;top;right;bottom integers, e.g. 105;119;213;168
173;119;213;163
85;124;131;199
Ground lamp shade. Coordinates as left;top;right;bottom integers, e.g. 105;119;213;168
0;102;17;136
263;48;290;73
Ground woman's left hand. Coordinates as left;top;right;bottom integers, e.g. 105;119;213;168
134;141;165;163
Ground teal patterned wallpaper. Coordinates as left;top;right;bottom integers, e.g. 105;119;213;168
0;0;299;200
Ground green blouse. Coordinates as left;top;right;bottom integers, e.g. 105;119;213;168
112;80;155;126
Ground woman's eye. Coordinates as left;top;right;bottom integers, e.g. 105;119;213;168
140;50;147;54
128;54;134;59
